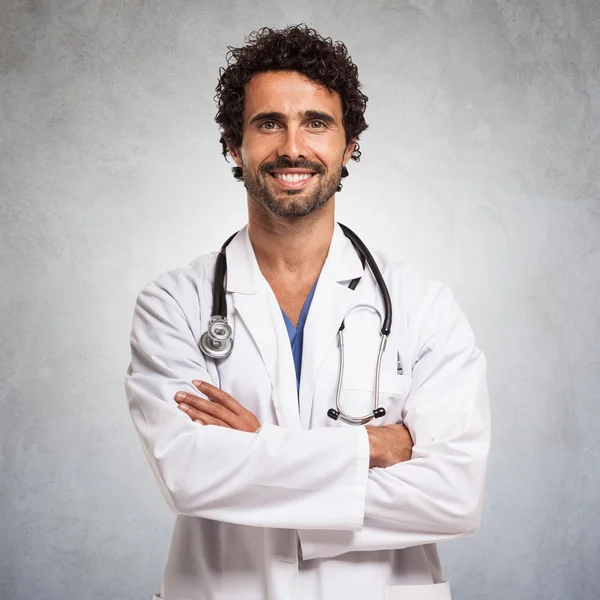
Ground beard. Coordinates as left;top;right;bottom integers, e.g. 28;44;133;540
241;157;343;218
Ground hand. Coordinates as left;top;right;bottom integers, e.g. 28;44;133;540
365;423;414;468
174;380;260;432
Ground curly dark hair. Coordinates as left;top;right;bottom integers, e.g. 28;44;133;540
214;24;369;184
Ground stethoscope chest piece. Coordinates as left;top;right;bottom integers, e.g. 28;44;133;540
200;316;233;359
200;223;393;426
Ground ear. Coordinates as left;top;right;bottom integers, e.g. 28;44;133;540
228;144;243;167
342;139;356;165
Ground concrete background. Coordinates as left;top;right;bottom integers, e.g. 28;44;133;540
1;1;599;598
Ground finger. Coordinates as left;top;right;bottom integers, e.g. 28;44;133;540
178;404;231;428
192;380;245;416
175;394;238;427
201;415;231;428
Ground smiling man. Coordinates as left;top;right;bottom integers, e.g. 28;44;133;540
232;71;349;219
125;25;490;600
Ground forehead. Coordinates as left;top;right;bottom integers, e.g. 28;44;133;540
243;70;343;120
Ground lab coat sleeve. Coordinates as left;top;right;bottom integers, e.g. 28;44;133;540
125;276;370;530
298;280;491;559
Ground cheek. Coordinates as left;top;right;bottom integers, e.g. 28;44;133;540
311;137;347;165
242;133;277;159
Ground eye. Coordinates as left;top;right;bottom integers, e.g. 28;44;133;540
308;120;327;129
259;120;279;130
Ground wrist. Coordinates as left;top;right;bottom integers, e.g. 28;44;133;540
366;426;382;468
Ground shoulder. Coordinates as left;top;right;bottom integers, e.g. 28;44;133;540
134;251;218;316
367;245;475;346
368;246;452;312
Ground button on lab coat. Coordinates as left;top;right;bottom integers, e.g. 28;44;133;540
125;223;491;600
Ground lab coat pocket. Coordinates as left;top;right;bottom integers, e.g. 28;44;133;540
385;581;451;599
341;370;410;424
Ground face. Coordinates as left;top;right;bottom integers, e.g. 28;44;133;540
228;70;355;218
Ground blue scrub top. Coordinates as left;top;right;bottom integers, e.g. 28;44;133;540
280;278;319;394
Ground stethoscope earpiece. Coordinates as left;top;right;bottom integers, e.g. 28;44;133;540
327;408;340;421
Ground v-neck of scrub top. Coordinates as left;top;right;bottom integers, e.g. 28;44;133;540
280;278;319;395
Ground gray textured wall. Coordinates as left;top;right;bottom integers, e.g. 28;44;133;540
1;1;599;599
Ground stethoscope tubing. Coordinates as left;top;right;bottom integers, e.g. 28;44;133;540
201;223;393;426
212;231;237;316
337;223;392;336
332;328;388;425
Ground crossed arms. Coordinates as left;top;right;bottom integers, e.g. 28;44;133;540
125;276;490;558
174;379;414;469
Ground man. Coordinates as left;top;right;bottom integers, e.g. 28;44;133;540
125;24;490;600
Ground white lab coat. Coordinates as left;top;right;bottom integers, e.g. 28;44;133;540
125;223;491;600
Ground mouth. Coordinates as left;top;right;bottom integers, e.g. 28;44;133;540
268;171;317;189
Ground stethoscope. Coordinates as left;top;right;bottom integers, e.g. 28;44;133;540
199;223;393;425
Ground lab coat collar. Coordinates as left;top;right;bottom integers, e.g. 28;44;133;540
225;223;365;294
224;222;368;430
298;226;372;428
224;225;261;294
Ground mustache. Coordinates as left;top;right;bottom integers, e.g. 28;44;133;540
260;159;323;174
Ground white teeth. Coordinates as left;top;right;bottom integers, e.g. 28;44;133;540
274;173;313;182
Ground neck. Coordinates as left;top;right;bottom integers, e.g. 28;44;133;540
247;198;335;283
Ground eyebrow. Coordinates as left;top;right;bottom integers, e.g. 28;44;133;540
248;110;338;126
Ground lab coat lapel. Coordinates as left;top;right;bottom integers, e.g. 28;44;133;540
299;224;365;428
226;227;300;430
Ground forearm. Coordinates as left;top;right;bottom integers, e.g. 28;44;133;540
298;437;489;559
127;281;372;530
299;334;491;559
128;384;370;530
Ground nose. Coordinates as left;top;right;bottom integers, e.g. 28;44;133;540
277;124;308;161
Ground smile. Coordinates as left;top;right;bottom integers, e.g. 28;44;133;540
269;172;317;188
